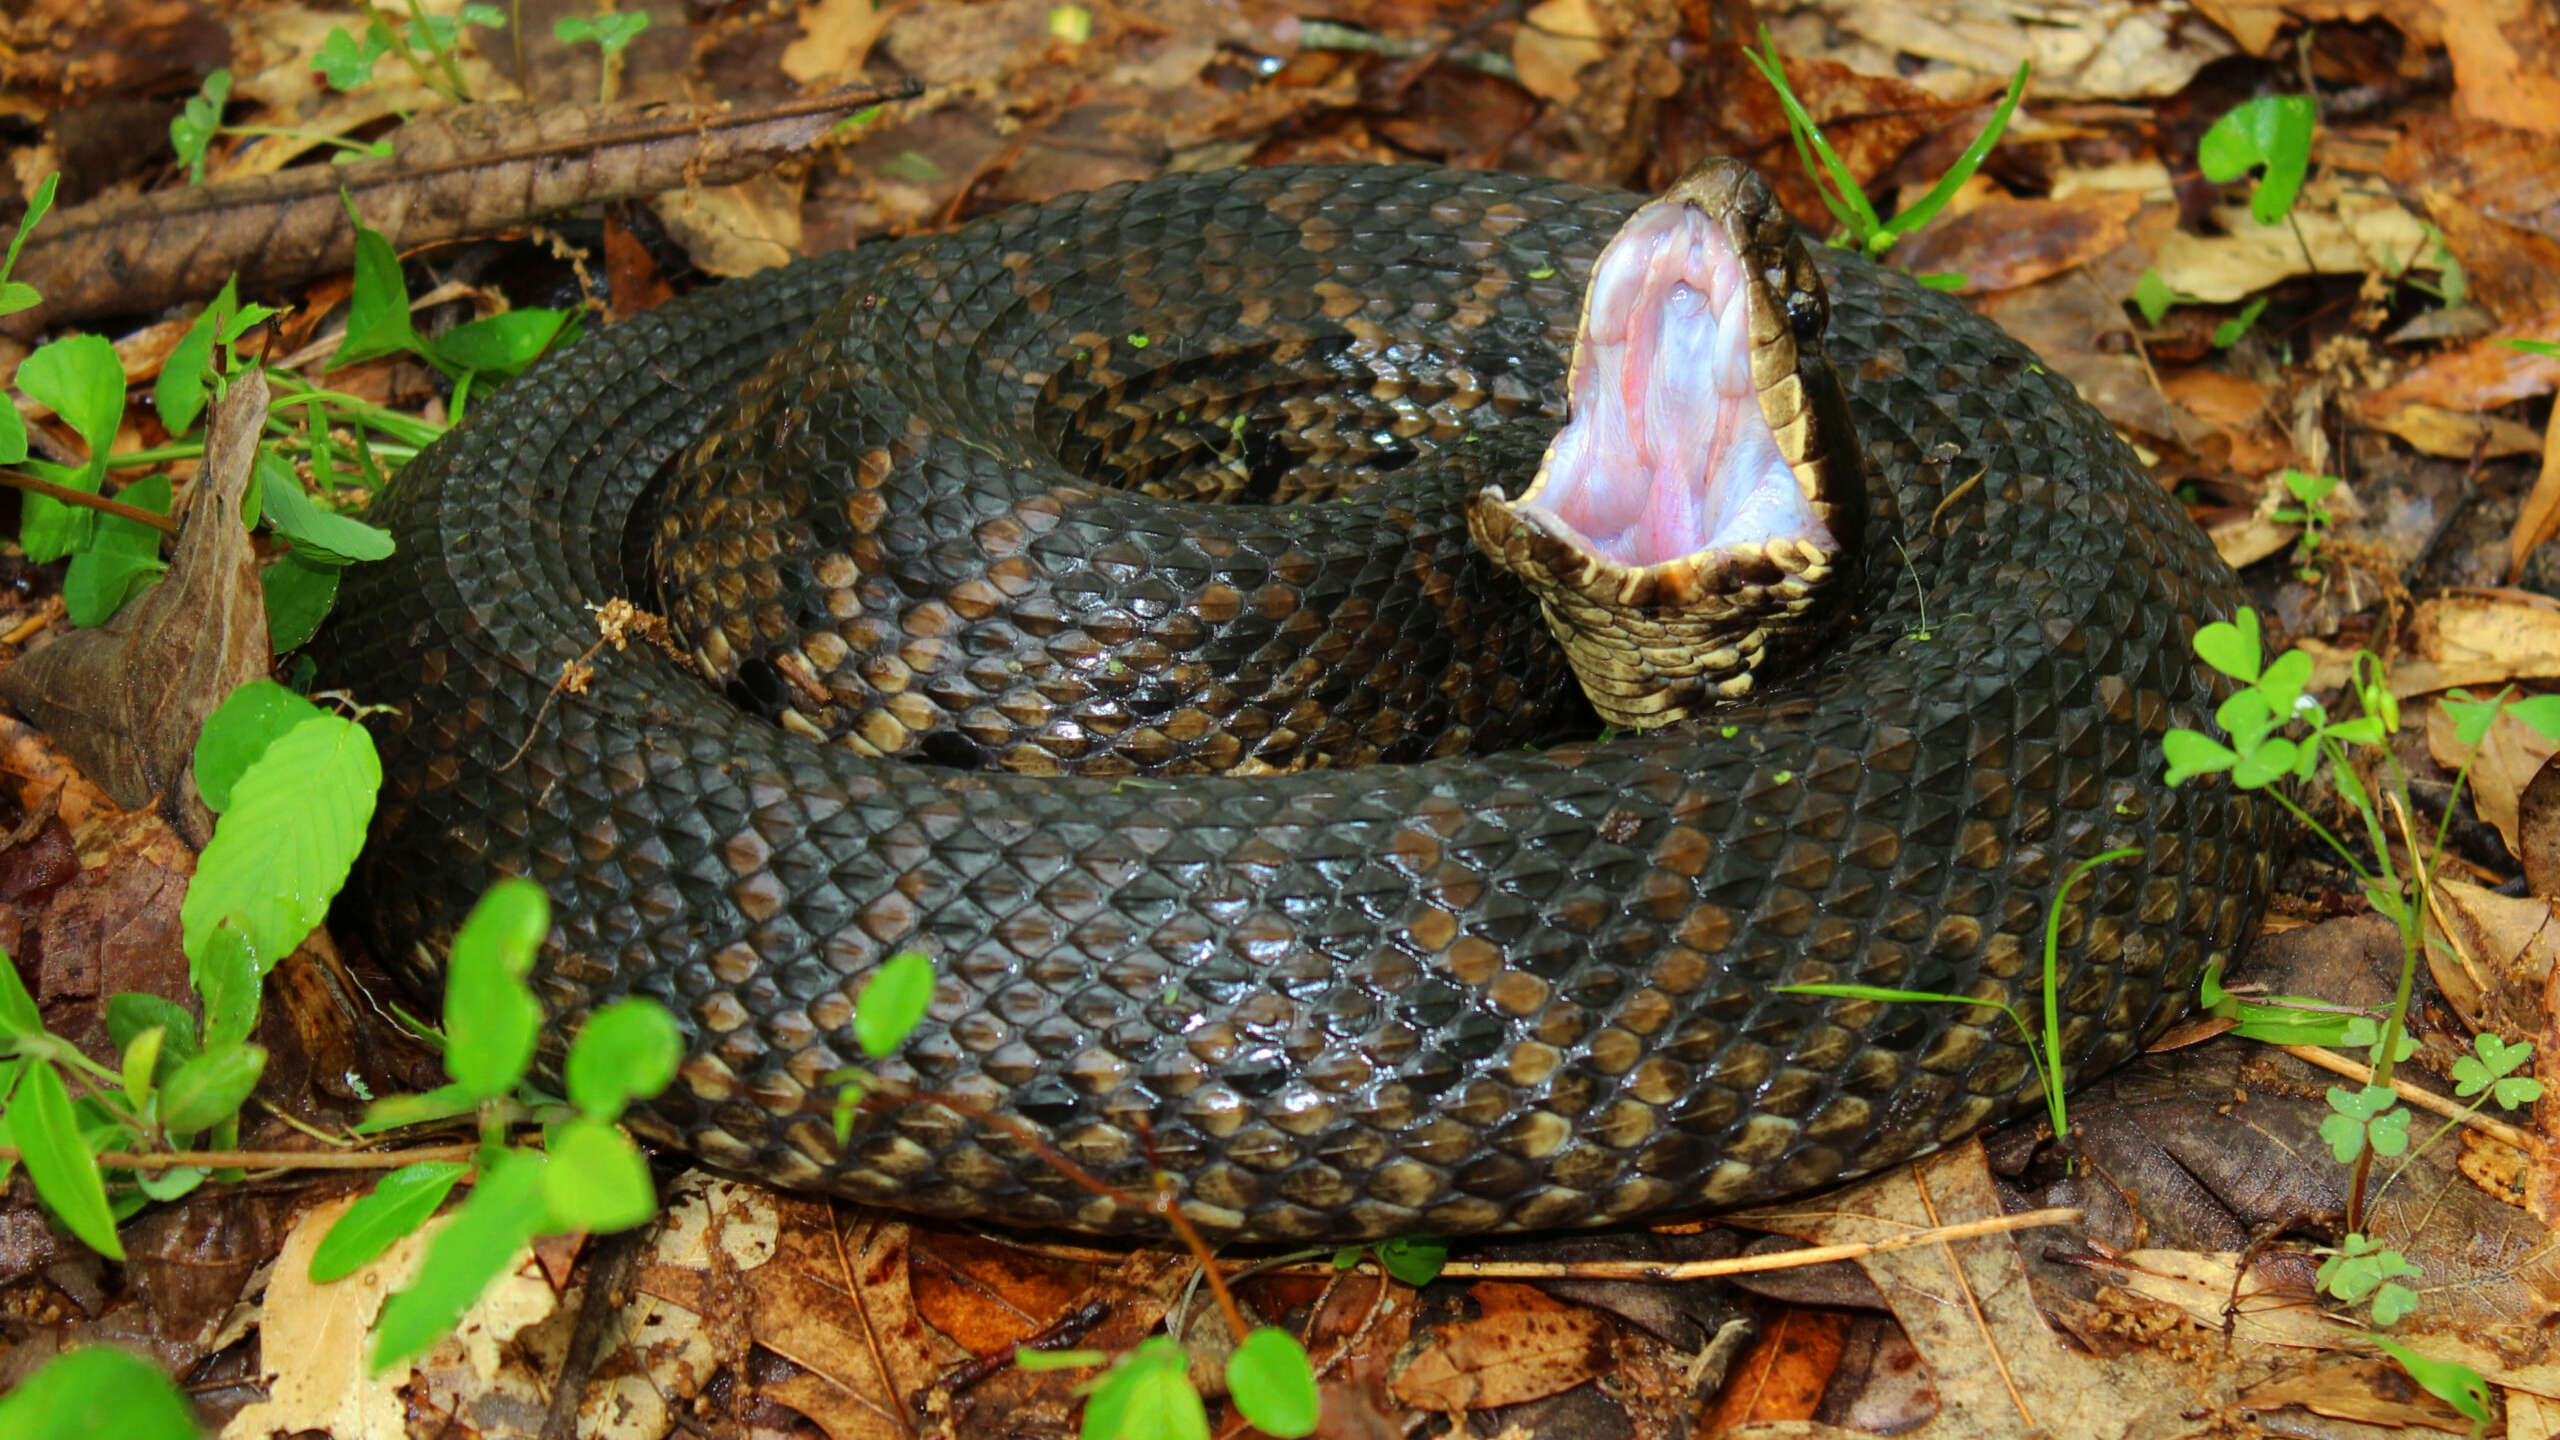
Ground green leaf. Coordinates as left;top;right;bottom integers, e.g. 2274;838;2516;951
179;714;382;965
0;1343;201;1440
371;1148;550;1373
2199;94;2316;227
14;333;128;561
62;473;171;627
1915;272;1969;291
443;879;550;1100
1227;1327;1319;1438
311;1160;469;1282
1375;1234;1448;1286
1877;59;2031;246
0;941;41;1038
564;999;682;1120
2192;609;2262;682
2507;339;2560;359
158;1042;267;1138
356;1081;476;1133
553;10;650;55
315;24;390;90
2283;468;2338;507
2505;693;2560;743
2212;296;2269;350
0;173;60;291
106;993;200;1072
0;398;22;467
854;951;935;1059
2366;1104;2410;1156
156;277;238;435
2368;1336;2491;1424
118;1027;164;1111
540;1117;658;1232
8;1061;125;1259
1081;1337;1206;1440
263;550;344;651
2319;1110;2367;1162
258;451;396;563
432;307;571;380
2368;1280;2418;1326
2229;736;2297;789
2133;268;2196;327
171;68;234;182
194;921;267;1051
2455;1034;2532;1096
336;196;423;368
2161;729;2238;786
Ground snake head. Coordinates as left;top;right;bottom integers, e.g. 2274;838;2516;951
1467;159;1864;728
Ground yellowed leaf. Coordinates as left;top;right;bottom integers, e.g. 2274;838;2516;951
783;0;895;85
2427;701;2560;854
2372;403;2547;460
1391;1301;1612;1411
220;1195;416;1440
2423;875;2557;1042
652;171;805;277
2112;1250;2343;1350
1513;0;1610;103
2511;396;2560;580
2153;182;2431;302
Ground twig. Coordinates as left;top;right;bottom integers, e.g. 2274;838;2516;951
1431;1207;2084;1281
0;471;181;534
2276;1043;2535;1150
0;1141;480;1171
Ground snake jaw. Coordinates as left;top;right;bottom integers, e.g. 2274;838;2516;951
1468;161;1860;729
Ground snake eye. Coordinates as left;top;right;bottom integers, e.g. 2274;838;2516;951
1786;287;1826;341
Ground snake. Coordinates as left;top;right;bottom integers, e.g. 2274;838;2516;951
320;164;2277;1241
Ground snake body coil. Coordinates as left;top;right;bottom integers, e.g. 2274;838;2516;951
324;167;2276;1240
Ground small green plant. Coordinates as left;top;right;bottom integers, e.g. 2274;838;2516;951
824;956;1321;1439
315;1;506;102
169;69;394;182
553;10;651;100
2211;295;2269;350
2507;339;2560;359
2270;468;2338;581
1743;29;2029;290
2163;611;2556;1420
2199;94;2316;227
1778;847;2138;1144
1331;1234;1450;1285
2133;268;2198;327
312;878;685;1371
0;1343;200;1439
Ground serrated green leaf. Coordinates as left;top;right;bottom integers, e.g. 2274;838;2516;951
1227;1327;1319;1438
854;951;935;1059
179;714;382;965
564;999;682;1120
8;1061;124;1258
311;1160;468;1282
540;1118;657;1232
0;1344;200;1440
444;879;549;1100
195;681;328;815
371;1148;550;1373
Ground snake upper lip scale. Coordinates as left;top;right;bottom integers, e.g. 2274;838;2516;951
320;163;2281;1242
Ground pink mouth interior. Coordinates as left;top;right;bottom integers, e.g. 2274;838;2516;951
1522;204;1826;569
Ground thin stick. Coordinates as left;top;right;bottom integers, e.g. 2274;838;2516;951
0;471;180;534
0;1142;479;1171
1430;1207;2084;1281
2277;1043;2536;1150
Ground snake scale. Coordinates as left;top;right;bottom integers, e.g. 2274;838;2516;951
321;166;2277;1241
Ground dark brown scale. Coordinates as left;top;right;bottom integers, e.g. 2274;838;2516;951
319;166;2280;1242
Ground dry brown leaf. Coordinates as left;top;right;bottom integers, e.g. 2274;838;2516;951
2413;596;2560;670
2369;402;2547;460
1891;192;2144;295
909;1228;1095;1355
3;84;912;334
218;1194;416;1440
2511;398;2560;581
0;371;269;848
2151;182;2431;302
2427;699;2560;856
2425;876;2557;1043
651;171;806;279
2190;0;2286;53
783;0;897;85
1390;1283;1613;1411
2438;0;2560;135
2112;1249;2345;1350
1702;1305;1850;1428
1820;0;2237;99
1515;0;1613;102
2239;1357;2481;1433
2162;367;2295;475
2534;964;2560;1225
2515;1388;2560;1440
2365;312;2560;415
2522;756;2560;899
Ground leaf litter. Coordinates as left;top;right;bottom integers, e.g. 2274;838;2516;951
4;0;2560;1434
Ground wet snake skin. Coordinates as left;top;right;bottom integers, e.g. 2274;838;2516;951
321;166;2278;1241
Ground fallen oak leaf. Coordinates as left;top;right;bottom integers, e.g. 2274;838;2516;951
0;370;269;848
2;81;920;336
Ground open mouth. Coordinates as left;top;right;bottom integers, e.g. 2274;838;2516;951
1507;196;1825;570
1466;161;1859;727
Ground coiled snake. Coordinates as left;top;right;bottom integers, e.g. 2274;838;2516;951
322;164;2276;1241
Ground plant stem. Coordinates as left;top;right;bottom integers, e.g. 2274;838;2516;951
0;471;180;534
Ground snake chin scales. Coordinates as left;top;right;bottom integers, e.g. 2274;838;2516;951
322;162;2279;1243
